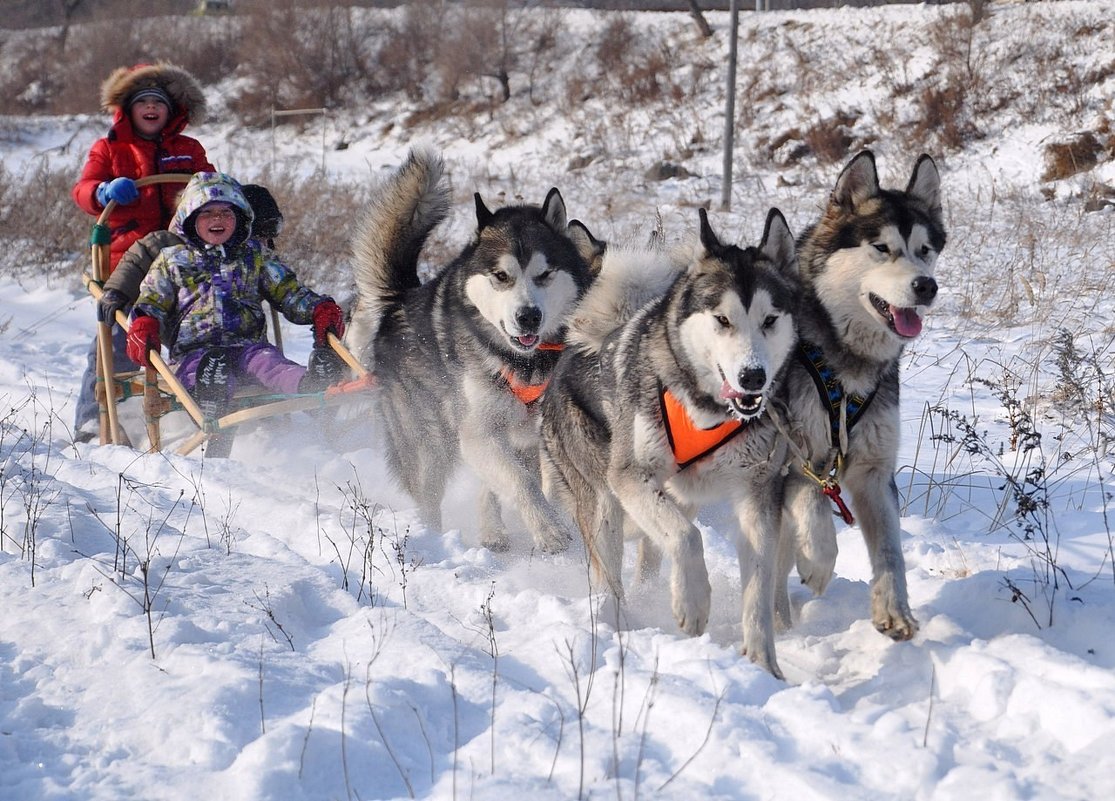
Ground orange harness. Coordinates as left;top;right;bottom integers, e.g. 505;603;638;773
499;341;564;405
660;387;746;468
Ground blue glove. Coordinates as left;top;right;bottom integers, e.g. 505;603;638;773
96;177;139;207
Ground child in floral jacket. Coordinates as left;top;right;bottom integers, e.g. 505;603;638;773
126;172;346;426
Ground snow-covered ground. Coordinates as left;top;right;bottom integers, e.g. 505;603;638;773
2;2;1114;799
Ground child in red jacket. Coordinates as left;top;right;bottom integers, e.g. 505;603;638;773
73;62;214;441
73;62;214;271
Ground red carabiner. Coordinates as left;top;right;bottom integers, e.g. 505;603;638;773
821;481;855;525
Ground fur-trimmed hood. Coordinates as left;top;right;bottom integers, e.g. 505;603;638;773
100;62;207;126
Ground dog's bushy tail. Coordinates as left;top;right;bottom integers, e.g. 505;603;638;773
567;240;686;353
346;145;451;366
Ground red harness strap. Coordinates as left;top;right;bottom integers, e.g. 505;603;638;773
500;341;564;405
660;387;745;468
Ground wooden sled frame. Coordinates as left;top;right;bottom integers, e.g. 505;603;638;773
86;173;371;456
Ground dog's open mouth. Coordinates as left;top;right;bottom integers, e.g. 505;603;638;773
720;381;764;420
511;333;539;350
869;292;923;338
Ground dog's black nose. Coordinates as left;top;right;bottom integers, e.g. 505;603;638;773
738;367;766;392
912;276;938;303
516;306;542;333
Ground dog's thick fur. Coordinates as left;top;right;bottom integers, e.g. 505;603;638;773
541;208;799;678
777;150;945;640
347;146;593;551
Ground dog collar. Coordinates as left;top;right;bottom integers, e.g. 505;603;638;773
498;341;564;405
660;385;747;468
796;341;876;454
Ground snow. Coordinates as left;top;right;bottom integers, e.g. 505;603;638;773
3;2;1115;800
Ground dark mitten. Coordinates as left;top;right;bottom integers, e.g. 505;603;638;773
96;177;139;207
312;300;344;347
299;346;348;393
98;288;131;325
126;315;161;367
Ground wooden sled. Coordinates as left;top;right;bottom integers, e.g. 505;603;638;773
85;173;373;457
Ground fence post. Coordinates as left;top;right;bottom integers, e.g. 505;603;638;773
269;106;329;177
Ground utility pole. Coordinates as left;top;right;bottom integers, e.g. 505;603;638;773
721;0;740;211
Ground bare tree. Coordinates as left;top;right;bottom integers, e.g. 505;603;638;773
687;0;712;39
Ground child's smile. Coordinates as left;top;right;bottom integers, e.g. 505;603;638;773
195;203;237;246
129;99;169;139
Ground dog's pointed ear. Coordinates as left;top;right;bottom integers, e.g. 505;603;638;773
759;208;798;278
542;188;568;231
567;219;606;274
474;192;493;231
698;207;721;255
906;154;942;214
832;150;879;211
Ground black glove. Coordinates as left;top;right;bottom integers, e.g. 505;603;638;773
98;288;131;325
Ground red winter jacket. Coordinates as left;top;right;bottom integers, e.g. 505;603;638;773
72;63;214;272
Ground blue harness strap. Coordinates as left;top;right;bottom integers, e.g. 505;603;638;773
796;341;876;450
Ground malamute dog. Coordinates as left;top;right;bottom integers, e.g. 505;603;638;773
348;147;593;552
776;150;945;641
541;208;799;678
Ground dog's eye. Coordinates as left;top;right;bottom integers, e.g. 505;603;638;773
919;245;932;258
762;314;779;331
873;243;889;255
492;270;510;283
714;314;731;328
535;269;553;285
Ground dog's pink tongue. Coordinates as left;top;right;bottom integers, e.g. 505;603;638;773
720;380;743;399
517;334;539;348
892;305;923;338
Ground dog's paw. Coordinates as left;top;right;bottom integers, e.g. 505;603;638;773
741;639;785;681
533;523;573;555
871;576;919;640
874;608;919;640
671;559;711;637
796;534;837;596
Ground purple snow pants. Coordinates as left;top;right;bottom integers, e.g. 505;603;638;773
175;343;306;399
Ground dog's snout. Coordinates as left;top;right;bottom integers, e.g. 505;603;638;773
738;367;767;393
911;276;938;304
516;306;542;333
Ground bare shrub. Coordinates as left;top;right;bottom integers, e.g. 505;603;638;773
914;7;986;151
590;16;683;107
802;111;858;165
0;159;88;282
231;0;374;123
235;167;379;300
1042;132;1105;182
374;1;447;102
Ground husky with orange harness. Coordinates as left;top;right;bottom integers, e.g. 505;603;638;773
539;208;799;679
347;146;592;552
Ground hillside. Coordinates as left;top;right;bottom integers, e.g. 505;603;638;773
1;3;1115;800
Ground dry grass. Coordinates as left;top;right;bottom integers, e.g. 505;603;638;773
1041;133;1106;183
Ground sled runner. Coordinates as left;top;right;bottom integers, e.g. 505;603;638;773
85;173;372;457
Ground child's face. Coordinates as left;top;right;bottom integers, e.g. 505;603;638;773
195;203;237;246
129;98;170;139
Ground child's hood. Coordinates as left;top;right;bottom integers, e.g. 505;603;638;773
101;62;207;137
171;172;255;251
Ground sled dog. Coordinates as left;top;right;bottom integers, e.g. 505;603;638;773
541;208;799;678
776;150;945;640
348;146;593;552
